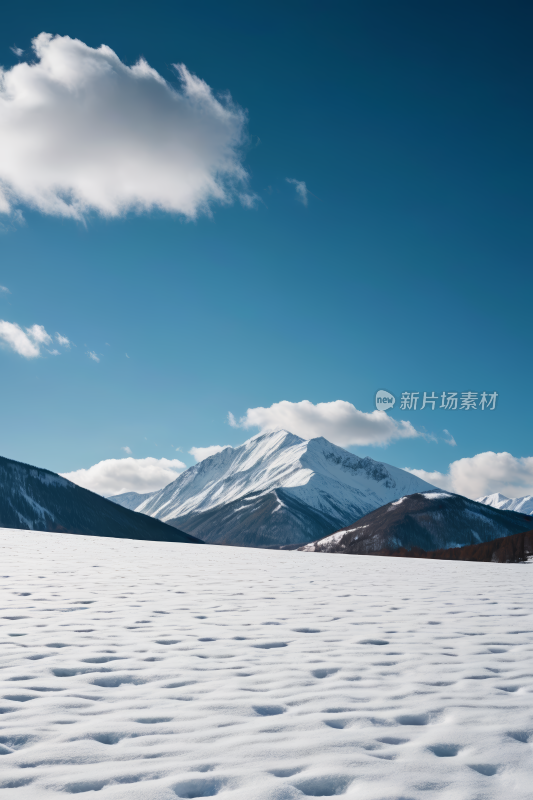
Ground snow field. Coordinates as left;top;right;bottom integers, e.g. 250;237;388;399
1;529;533;800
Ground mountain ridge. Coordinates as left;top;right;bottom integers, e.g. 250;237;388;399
477;492;533;516
0;454;202;544
115;430;439;547
299;491;533;554
108;490;155;511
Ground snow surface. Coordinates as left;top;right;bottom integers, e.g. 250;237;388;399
1;528;533;800
136;430;437;526
477;493;533;516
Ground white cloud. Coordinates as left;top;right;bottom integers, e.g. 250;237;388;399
61;456;186;496
0;320;52;357
238;192;259;209
47;349;60;356
87;351;100;362
405;451;533;500
286;178;309;206
0;33;249;221
56;332;70;347
0;285;10;293
443;429;457;447
228;399;421;447
122;446;132;455
189;445;232;463
26;324;51;344
10;46;24;58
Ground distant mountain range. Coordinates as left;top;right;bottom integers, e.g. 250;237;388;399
477;492;533;516
299;491;533;554
109;430;437;547
0;455;202;544
372;528;533;564
107;490;154;510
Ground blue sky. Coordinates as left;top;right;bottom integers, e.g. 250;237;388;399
1;1;532;499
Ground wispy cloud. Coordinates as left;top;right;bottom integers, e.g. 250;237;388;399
0;33;249;221
55;332;70;347
0;285;10;294
286;178;309;206
0;320;52;358
238;192;259;209
87;351;100;362
443;429;457;447
10;46;24;57
47;349;60;356
122;446;132;455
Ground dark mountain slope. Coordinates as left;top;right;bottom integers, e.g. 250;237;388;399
164;487;347;548
375;529;533;563
299;491;533;554
0;455;202;544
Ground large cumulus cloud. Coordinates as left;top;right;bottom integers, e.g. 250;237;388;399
62;456;186;496
405;451;533;500
228;399;421;447
0;34;250;220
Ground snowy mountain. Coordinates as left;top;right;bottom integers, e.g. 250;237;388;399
477;492;533;515
108;490;155;510
0;454;201;544
131;430;438;547
299;491;533;555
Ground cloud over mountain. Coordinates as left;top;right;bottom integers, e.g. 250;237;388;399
189;445;232;463
61;456;186;496
0;34;250;220
405;451;533;500
228;399;420;447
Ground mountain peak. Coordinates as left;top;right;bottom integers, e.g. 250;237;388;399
131;430;438;547
477;492;510;505
243;428;304;447
477;492;533;516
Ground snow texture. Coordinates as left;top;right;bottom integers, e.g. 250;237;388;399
477;493;533;516
1;528;533;800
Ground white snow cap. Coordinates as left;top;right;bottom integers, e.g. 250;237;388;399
477;492;533;516
136;428;438;521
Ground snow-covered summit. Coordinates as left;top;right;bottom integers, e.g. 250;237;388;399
133;430;438;546
477;492;533;516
